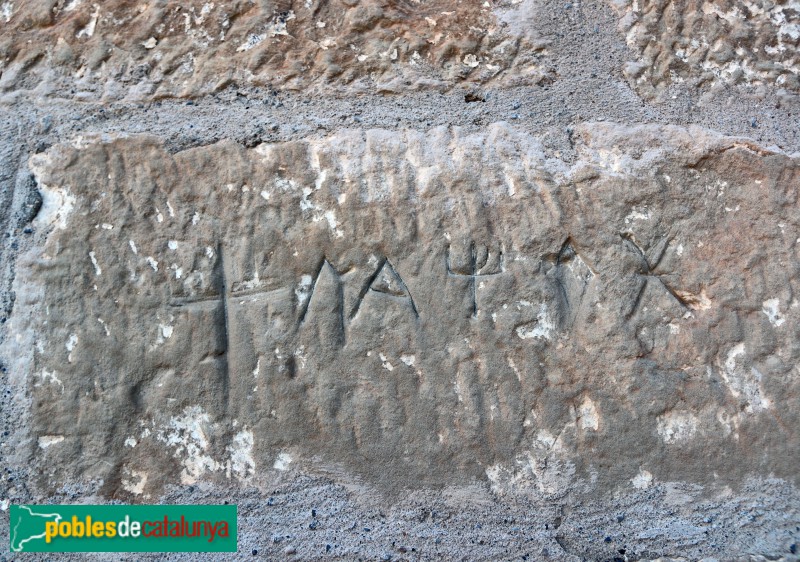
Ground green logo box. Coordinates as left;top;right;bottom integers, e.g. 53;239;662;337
9;504;237;552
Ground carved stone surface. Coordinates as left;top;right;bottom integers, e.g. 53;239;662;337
611;0;800;100
2;0;800;559
9;123;799;502
0;0;536;98
2;0;796;103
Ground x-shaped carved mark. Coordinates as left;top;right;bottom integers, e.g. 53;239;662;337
621;233;689;319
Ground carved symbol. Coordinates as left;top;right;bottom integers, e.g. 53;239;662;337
621;233;688;318
168;243;231;408
169;243;230;339
169;246;301;394
350;258;419;320
169;247;292;310
298;258;346;347
446;242;505;318
550;237;594;325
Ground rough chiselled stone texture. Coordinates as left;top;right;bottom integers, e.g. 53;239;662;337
612;0;800;99
3;0;798;103
9;122;799;499
4;0;798;112
0;0;550;99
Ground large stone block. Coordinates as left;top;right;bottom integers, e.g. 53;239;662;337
8;122;799;500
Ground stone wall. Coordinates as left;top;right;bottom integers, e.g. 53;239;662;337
1;0;799;559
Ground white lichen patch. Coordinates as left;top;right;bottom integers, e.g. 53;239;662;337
75;4;99;38
656;411;698;444
463;54;480;67
378;353;394;371
578;397;599;431
235;271;265;293
762;298;785;327
318;37;337;50
299;185;343;237
36;369;64;392
516;304;556;341
227;429;255;480
314;168;327;191
716;408;738;439
160;324;173;339
624;207;651;224
38;435;65;449
273;452;292;471
66;334;78;363
400;354;416;367
236;12;294;51
631;469;653;489
720;344;771;413
486;428;576;496
89;251;102;276
121;467;148;495
29;155;76;231
300;187;317;211
1;2;13;23
322;210;343;237
157;406;221;485
295;275;313;308
294;346;307;369
507;357;522;382
535;429;560;450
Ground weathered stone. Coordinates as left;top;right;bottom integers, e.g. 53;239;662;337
610;0;800;99
0;0;528;99
7;122;799;502
2;0;797;103
2;0;800;558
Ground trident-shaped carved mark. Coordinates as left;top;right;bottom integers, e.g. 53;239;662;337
621;233;689;318
446;242;505;318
